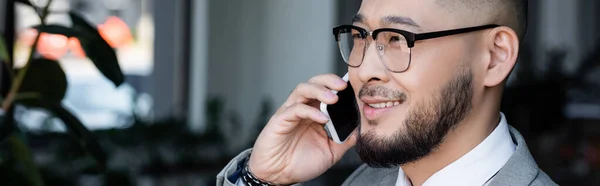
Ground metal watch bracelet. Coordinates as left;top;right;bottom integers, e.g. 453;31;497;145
241;154;290;186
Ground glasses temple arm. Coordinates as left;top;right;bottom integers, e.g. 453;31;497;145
414;24;500;41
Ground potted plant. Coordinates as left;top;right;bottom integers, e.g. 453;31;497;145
0;0;124;185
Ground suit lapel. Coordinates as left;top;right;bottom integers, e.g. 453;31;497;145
488;126;539;185
342;164;399;186
378;167;400;185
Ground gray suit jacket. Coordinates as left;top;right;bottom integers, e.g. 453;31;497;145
216;126;558;185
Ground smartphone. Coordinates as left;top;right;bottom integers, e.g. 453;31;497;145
320;73;359;144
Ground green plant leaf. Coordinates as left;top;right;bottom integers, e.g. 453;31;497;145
17;98;108;171
33;24;80;38
18;58;67;102
69;12;124;87
8;133;44;186
0;110;13;145
0;36;9;62
51;103;107;171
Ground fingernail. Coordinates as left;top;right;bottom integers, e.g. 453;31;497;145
337;80;347;86
325;91;336;99
317;112;329;121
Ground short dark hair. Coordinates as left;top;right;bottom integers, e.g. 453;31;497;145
437;0;528;40
509;0;528;39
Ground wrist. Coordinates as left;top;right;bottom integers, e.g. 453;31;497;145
244;154;294;185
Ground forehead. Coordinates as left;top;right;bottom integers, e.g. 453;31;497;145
356;0;455;31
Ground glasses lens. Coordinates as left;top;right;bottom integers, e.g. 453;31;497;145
337;28;365;67
376;31;411;72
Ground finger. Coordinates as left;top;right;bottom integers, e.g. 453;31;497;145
284;83;338;107
308;74;348;91
330;128;358;159
276;103;330;129
344;129;358;147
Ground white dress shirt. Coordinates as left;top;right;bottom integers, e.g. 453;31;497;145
395;112;516;186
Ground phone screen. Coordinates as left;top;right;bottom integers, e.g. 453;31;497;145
327;82;359;141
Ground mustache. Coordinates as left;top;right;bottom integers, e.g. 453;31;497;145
358;85;406;100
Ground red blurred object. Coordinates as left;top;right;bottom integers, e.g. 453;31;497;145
17;16;132;60
19;28;38;46
68;37;86;58
36;33;69;60
98;16;133;48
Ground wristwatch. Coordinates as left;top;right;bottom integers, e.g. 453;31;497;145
241;154;287;186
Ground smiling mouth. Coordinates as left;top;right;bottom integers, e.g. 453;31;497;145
361;97;406;121
367;101;401;108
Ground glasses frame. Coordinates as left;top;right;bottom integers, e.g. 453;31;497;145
332;24;500;73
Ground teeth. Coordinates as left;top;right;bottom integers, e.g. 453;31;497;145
386;102;393;107
368;101;400;108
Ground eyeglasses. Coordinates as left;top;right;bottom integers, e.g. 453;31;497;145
332;24;499;73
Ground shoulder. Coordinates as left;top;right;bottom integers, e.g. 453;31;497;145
343;164;370;183
530;170;558;186
490;168;558;186
342;164;398;186
489;126;558;186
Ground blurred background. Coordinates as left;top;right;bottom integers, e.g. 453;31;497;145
0;0;598;185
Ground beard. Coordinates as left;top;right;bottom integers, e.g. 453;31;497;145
356;66;473;168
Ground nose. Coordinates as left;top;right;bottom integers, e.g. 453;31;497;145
356;42;390;85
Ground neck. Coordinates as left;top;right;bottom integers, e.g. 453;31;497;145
400;97;500;186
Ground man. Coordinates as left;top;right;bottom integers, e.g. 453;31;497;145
217;0;557;185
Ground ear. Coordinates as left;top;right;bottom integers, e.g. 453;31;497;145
483;27;519;87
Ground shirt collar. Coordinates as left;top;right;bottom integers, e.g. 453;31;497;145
395;112;516;186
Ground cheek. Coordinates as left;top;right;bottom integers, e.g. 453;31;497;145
400;45;466;101
348;69;364;100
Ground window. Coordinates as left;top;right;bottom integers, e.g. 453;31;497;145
14;0;154;131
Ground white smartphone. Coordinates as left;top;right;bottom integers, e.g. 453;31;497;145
320;73;359;144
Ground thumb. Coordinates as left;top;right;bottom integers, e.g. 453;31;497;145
330;129;358;159
343;129;358;148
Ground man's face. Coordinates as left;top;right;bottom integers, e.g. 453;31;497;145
349;0;485;167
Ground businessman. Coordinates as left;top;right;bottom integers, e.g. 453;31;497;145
217;0;557;185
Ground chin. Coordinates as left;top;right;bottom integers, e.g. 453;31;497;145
359;117;406;138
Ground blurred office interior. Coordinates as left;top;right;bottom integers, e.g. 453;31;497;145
0;0;599;185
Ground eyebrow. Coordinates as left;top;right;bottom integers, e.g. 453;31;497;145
382;16;420;28
352;14;364;24
352;14;421;29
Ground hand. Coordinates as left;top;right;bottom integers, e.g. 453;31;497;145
247;74;358;184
